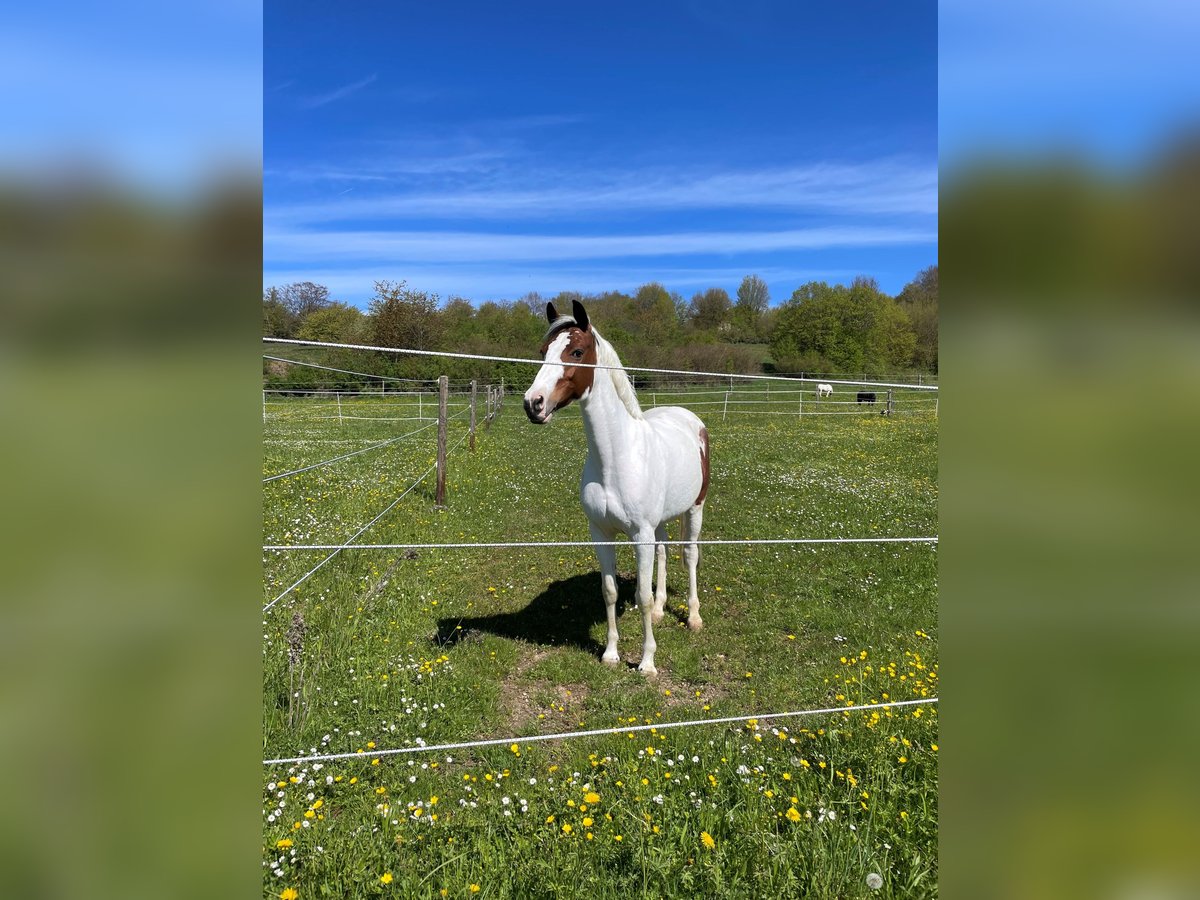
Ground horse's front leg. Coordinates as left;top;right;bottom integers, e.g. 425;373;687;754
633;529;658;676
589;523;621;665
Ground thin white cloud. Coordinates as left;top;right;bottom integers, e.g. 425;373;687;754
265;224;935;265
265;159;937;222
265;149;510;182
298;73;378;109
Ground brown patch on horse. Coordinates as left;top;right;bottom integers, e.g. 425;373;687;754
695;427;710;505
540;327;596;411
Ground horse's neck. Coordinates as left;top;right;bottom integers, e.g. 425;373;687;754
580;368;639;466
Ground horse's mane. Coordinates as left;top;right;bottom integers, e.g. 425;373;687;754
545;316;644;420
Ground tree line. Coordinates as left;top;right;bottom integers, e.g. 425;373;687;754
262;268;937;391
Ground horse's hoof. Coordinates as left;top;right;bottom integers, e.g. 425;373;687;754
602;653;621;666
637;663;658;677
687;616;703;631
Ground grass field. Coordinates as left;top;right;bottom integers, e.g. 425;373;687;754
262;390;938;899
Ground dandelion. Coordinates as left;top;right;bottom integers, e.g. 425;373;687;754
470;885;481;894
562;824;573;835
276;838;293;849
280;889;299;900
380;872;393;885
867;873;884;890
700;831;716;850
786;807;801;822
584;791;600;804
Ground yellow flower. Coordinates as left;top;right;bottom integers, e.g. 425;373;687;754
380;872;393;885
700;831;716;850
584;792;600;804
440;890;449;898
275;838;293;848
470;885;481;894
510;743;520;754
786;807;801;822
562;824;573;834
545;815;555;824
280;889;299;900
582;817;594;827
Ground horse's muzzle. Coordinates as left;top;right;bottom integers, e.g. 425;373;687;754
523;395;552;424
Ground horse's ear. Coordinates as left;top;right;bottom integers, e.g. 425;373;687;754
546;302;558;324
572;300;590;331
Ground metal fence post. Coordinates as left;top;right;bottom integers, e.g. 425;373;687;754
435;375;448;507
469;380;477;450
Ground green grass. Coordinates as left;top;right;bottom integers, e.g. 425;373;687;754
262;394;938;899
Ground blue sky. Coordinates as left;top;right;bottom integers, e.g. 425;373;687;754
265;0;937;307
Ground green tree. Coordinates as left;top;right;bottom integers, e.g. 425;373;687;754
369;280;442;350
688;287;732;332
731;274;770;341
632;282;678;345
295;301;367;344
771;277;916;375
896;265;938;372
262;287;295;337
278;281;332;320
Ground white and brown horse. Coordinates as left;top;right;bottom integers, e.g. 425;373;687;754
523;300;709;676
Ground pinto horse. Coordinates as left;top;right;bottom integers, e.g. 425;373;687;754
523;300;709;676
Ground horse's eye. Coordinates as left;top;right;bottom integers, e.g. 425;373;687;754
571;349;584;359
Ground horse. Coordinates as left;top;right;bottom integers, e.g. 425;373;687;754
523;300;709;676
815;383;833;399
857;391;877;404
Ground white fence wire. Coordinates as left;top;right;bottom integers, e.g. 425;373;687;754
263;337;937;392
263;697;938;766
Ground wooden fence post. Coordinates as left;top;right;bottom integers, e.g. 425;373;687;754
435;375;448;508
469;380;477;451
336;392;343;426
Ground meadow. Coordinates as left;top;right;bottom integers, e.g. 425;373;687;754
262;386;938;899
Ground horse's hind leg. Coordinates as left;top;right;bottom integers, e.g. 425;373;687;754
681;504;704;631
589;523;621;665
633;528;659;676
651;523;668;624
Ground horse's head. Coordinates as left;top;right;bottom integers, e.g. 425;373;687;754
523;299;597;424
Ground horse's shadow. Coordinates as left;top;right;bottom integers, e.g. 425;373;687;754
434;573;636;656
